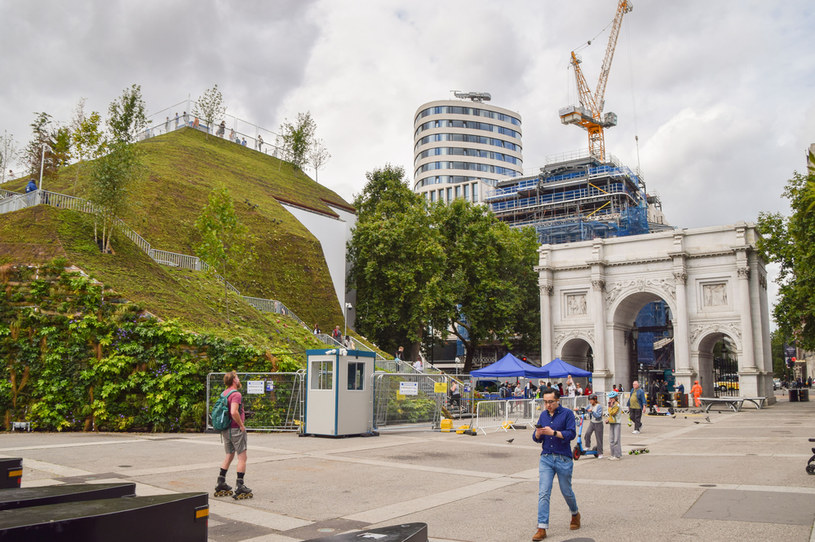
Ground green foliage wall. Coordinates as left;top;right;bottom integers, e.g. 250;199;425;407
0;260;300;432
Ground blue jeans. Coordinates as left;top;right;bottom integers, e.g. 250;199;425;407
538;453;578;528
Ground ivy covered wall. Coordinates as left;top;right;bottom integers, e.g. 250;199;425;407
0;259;301;432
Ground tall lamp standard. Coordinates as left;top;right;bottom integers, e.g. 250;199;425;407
344;302;353;339
38;142;52;191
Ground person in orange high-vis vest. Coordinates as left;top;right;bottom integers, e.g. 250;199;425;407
690;380;703;408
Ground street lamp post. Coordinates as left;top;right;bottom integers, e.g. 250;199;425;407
344;303;353;340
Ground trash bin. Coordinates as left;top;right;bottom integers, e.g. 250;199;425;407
790;389;800;402
675;392;688;408
800;389;810;402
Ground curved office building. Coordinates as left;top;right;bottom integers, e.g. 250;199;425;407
413;97;523;204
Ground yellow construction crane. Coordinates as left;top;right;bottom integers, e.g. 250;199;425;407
559;0;633;161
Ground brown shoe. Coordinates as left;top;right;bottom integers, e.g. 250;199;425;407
570;512;581;530
532;528;547;540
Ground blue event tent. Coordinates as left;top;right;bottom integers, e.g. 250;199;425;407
539;358;591;378
470;353;549;379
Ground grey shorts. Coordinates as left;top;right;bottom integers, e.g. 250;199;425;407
223;427;247;455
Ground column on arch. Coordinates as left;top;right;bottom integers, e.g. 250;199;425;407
539;269;554;364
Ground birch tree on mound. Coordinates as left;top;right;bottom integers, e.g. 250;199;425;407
192;84;226;137
195;186;252;323
87;84;146;254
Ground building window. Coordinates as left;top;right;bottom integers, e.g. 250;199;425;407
447;187;452;201
472;183;478;202
438;189;444;201
463;184;469;200
311;360;333;390
429;191;435;202
455;185;461;199
347;362;365;391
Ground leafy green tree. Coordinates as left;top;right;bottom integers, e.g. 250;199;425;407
757;168;815;349
195;186;251;323
106;84;147;144
348;165;444;358
71;98;105;193
278;111;317;169
429;199;540;372
87;85;147;253
23;112;56;179
192;84;226;137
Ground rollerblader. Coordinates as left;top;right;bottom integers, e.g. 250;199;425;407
214;371;251;499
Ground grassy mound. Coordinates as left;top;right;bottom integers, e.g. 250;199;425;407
2;128;352;329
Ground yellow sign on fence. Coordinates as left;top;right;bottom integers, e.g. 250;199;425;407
434;382;448;394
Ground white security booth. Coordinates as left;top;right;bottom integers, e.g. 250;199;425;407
303;348;376;437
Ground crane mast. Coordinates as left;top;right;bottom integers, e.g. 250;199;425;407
559;0;633;161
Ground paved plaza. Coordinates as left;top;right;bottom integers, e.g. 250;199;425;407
2;390;815;542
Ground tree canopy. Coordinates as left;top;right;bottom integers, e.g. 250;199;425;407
278;112;317;170
192;84;226;136
348;165;540;369
757;166;815;349
195;186;251;323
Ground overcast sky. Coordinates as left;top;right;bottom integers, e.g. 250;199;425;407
2;0;813;228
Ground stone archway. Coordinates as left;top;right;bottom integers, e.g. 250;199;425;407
559;337;593;375
537;223;773;401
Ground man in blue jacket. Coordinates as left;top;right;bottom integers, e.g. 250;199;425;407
628;380;646;434
531;387;580;540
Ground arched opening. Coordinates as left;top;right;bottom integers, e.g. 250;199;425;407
612;291;675;392
560;338;593;385
697;333;738;397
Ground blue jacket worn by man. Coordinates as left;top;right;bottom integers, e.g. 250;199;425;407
25;179;37;193
532;404;576;457
628;387;646;409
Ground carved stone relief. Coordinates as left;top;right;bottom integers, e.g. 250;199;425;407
702;282;728;307
565;293;587;316
604;277;676;307
554;329;594;352
689;322;742;349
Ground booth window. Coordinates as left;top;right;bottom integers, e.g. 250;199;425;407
347;362;364;391
311;360;333;390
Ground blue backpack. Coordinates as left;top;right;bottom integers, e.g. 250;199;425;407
211;390;237;431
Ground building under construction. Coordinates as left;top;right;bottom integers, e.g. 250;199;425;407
486;149;669;244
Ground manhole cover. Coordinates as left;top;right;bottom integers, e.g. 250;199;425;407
117;465;132;468
700;484;717;487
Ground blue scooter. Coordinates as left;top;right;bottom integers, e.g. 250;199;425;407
572;407;600;460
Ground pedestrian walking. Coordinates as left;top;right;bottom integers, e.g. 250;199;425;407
628;380;646;434
531;387;580;540
215;371;252;499
584;394;604;459
691;380;703;408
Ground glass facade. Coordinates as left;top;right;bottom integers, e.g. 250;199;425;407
416;105;521;126
413;99;523;203
415;119;520;139
415;133;521;152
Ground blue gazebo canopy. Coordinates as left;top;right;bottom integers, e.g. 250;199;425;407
539;358;591;378
470;353;549;379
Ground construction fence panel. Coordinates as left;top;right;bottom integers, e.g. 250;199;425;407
206;371;305;432
473;399;542;434
373;372;456;432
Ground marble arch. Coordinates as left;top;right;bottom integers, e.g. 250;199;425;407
536;223;773;401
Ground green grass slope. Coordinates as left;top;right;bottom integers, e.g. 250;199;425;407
0;205;324;352
2;128;352;329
